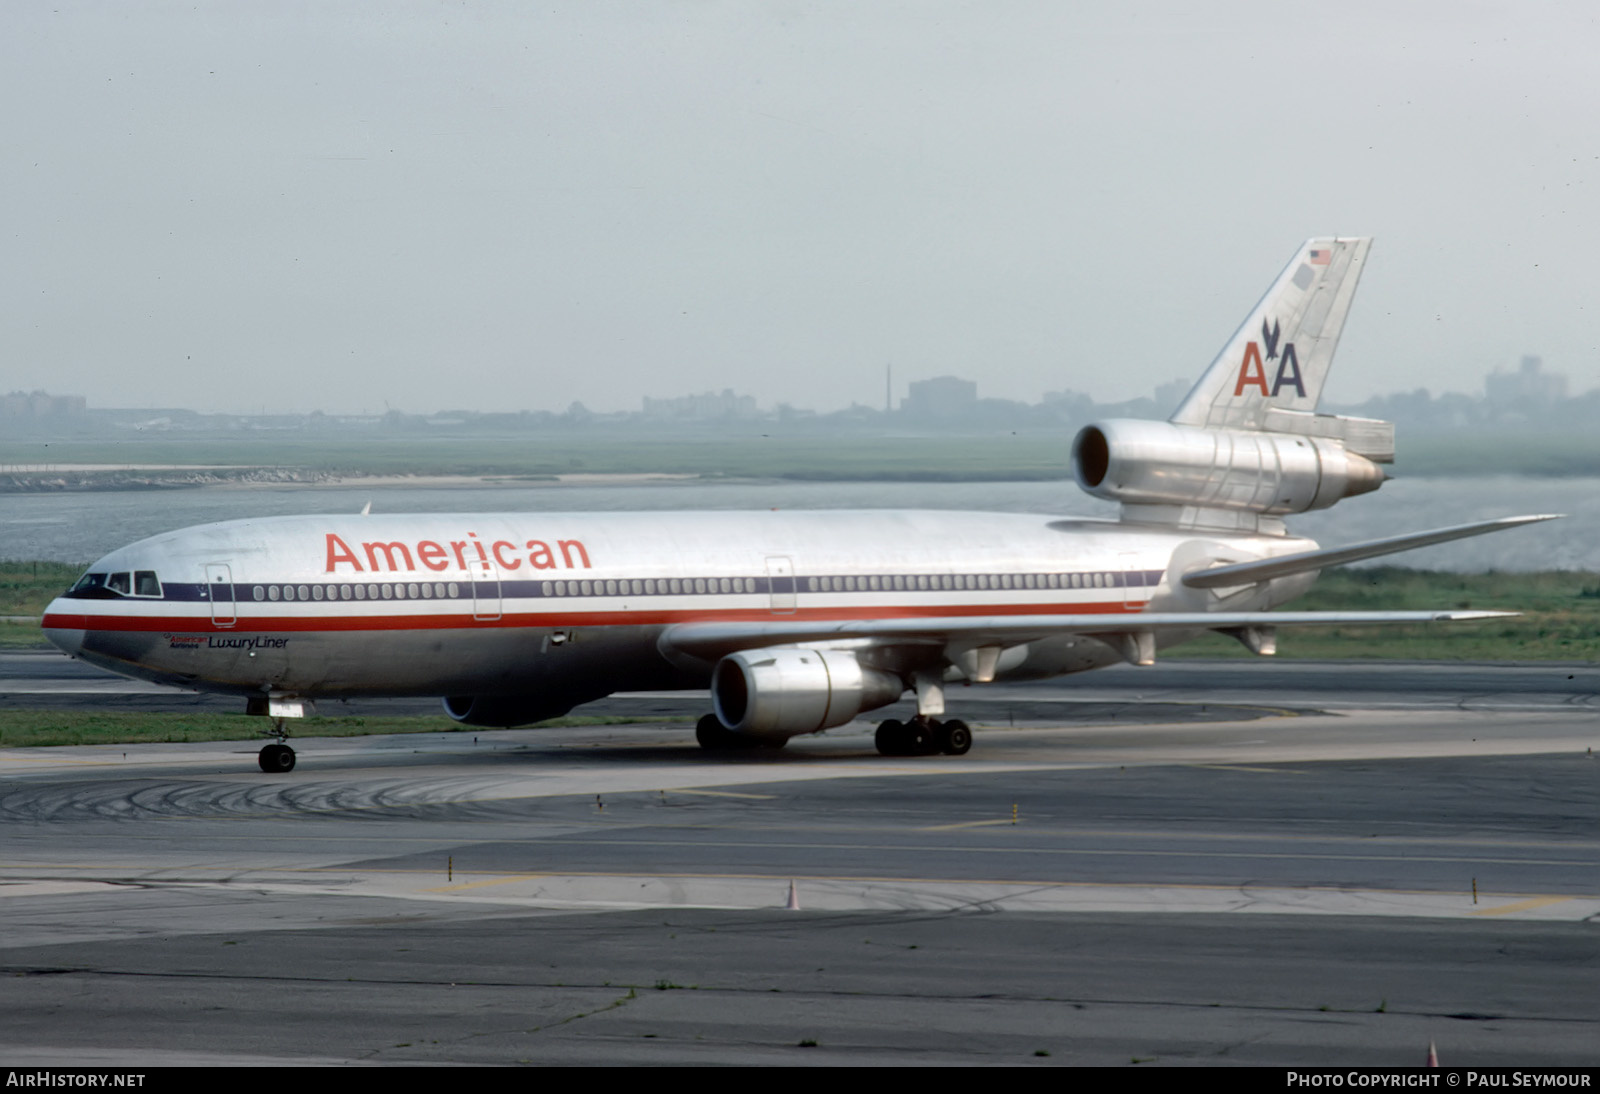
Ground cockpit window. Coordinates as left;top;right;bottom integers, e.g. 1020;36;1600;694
65;569;162;600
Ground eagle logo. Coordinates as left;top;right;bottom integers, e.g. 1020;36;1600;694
1261;318;1282;361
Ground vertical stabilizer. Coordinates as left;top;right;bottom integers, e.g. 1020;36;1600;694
1169;237;1372;430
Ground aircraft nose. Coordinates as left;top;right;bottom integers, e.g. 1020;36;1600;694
40;597;85;657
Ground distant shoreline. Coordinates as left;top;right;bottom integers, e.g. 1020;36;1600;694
0;468;1083;492
0;468;712;493
218;471;707;490
3;461;1594;493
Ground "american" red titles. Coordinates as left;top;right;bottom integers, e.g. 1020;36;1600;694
323;533;592;574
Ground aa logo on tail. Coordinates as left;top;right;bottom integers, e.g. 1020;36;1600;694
1234;317;1306;398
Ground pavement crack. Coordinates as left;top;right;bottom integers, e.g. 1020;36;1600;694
456;986;639;1045
538;986;638;1032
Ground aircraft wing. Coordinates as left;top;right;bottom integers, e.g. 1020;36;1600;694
659;609;1513;663
1181;514;1561;590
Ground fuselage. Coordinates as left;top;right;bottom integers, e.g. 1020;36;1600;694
41;509;1318;713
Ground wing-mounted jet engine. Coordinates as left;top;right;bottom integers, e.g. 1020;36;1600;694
702;647;906;748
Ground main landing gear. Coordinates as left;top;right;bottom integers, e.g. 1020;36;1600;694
257;718;296;773
875;717;972;757
873;668;972;756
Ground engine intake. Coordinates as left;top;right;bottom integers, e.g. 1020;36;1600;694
1072;419;1384;515
712;648;903;740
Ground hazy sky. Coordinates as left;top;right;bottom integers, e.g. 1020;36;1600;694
4;2;1599;415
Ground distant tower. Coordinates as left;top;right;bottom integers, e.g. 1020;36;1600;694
886;364;892;415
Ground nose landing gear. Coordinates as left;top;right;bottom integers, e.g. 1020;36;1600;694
258;741;296;772
257;716;296;773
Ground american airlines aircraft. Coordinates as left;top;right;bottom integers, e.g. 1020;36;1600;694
42;238;1553;772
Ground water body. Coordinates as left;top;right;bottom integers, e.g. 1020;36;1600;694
1;475;1589;572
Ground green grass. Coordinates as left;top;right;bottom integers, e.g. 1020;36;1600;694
0;711;690;749
0;560;84;614
1;560;86;648
0;621;50;649
1167;567;1600;661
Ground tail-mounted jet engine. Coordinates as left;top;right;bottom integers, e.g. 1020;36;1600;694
711;647;904;741
1071;419;1386;515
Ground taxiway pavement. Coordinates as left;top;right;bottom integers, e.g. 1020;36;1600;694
0;655;1596;1065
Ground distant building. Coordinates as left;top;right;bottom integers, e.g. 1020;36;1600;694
901;376;977;419
1;390;86;418
1485;355;1567;407
641;389;759;421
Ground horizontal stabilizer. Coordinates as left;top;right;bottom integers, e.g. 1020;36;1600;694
660;609;1514;662
1181;514;1561;590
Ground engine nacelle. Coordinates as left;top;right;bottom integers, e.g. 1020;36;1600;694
1072;419;1384;515
711;648;904;740
442;694;577;728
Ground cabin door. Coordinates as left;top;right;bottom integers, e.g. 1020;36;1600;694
766;556;796;614
471;558;502;621
204;563;237;628
1120;551;1140;609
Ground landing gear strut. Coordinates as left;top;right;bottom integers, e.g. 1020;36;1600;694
874;717;972;757
257;718;296;773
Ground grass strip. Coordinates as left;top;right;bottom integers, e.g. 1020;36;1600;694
0;711;692;750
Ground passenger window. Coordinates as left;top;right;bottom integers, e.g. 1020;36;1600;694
135;571;161;597
107;572;131;595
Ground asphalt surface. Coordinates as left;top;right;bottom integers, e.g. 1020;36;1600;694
0;653;1597;1066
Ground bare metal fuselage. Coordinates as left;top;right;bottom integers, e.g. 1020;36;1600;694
41;509;1316;708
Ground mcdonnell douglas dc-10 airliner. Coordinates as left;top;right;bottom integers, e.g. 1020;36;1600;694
43;238;1553;772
